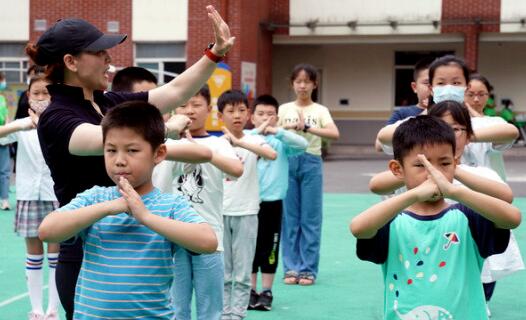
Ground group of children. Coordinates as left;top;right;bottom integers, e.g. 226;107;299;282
5;60;337;320
3;30;523;319
353;54;523;319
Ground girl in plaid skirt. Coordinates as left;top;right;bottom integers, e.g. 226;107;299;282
0;75;59;320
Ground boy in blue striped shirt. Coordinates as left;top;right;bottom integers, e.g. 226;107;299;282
39;101;217;320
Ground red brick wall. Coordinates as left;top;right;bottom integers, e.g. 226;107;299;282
442;0;500;70
187;0;289;97
271;0;289;35
29;0;133;68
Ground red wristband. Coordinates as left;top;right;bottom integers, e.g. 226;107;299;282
204;43;223;63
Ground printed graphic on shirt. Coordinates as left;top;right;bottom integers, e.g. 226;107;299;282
394;300;453;320
443;232;460;250
388;245;453;319
282;114;318;127
177;164;204;204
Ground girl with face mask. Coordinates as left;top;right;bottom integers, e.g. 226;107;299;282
379;56;518;170
428;57;518;180
0;75;61;320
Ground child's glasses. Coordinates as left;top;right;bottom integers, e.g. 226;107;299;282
465;92;489;99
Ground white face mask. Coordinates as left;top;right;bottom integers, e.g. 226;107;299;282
29;99;50;115
432;85;466;104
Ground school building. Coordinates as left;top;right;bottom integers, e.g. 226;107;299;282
1;0;525;144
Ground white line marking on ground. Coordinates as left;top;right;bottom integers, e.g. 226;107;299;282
507;175;526;182
0;286;48;308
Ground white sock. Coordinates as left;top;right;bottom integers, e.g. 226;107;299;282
46;253;59;314
26;254;44;315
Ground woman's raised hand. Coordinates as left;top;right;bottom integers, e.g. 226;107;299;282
207;5;235;57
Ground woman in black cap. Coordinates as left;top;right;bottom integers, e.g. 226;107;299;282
26;5;234;320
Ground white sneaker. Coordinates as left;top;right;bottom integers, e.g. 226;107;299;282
45;310;59;320
1;199;10;210
28;312;45;320
486;302;492;317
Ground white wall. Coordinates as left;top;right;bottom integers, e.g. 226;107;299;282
0;0;29;41
272;42;463;117
501;0;526;33
478;42;526;112
132;0;187;41
289;0;441;36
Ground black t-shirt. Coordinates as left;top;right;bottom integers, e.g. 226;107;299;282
38;84;148;261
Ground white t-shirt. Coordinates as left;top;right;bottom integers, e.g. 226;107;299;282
152;135;237;251
223;133;266;216
461;116;512;180
448;164;524;282
0;128;56;201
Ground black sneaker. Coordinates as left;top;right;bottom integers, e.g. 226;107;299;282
248;289;259;310
255;290;273;311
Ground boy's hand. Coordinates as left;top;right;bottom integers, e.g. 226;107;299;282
254;117;273;135
184;130;195;143
418;154;455;198
108;197;129;215
221;126;240;146
117;177;149;223
165;114;192;140
413;178;442;202
264;125;278;135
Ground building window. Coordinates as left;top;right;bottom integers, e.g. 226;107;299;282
394;51;453;107
135;43;186;84
0;43;29;83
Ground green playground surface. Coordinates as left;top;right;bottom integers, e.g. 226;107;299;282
1;192;525;319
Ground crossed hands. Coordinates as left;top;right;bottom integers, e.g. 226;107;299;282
254;117;278;135
221;126;240;146
413;154;456;202
282;109;305;131
165;114;192;140
109;177;149;223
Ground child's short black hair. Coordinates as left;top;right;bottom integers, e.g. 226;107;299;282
217;89;248;113
429;55;470;85
112;66;158;92
413;57;433;81
393;115;456;163
102;101;165;150
252;94;279;112
195;85;211;105
428;100;474;139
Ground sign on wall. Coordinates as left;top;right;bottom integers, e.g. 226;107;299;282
206;62;232;132
241;61;256;100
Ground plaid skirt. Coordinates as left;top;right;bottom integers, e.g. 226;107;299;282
14;200;59;237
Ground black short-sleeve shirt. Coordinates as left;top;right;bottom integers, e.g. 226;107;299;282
38;84;148;261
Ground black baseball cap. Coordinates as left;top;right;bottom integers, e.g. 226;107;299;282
35;18;127;65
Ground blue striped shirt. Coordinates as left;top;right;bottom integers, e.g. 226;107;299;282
58;186;204;319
